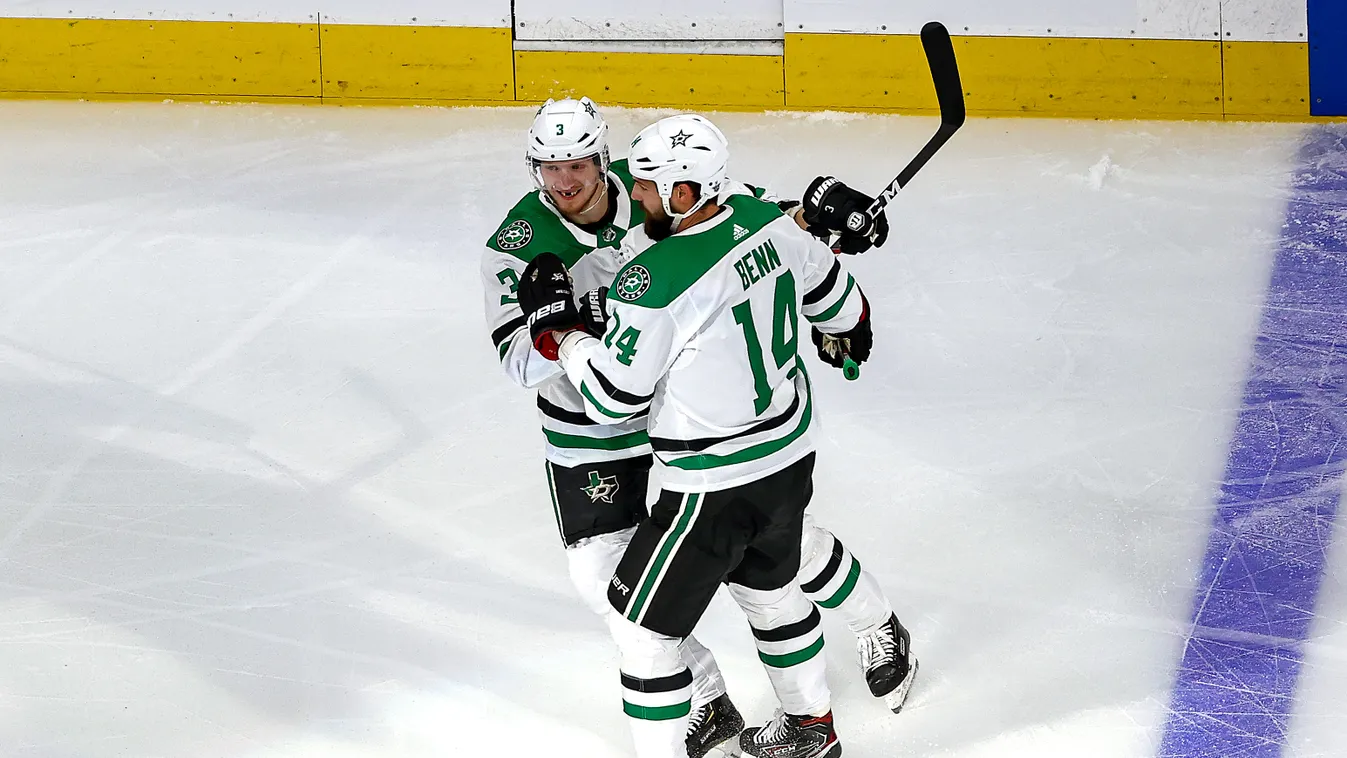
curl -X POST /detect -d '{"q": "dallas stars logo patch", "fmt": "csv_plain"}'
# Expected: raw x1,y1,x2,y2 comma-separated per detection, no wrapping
616,265,652,301
582,471,619,503
496,220,533,251
669,130,693,148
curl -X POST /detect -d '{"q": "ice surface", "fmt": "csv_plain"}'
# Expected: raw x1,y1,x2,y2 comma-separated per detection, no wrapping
0,100,1338,757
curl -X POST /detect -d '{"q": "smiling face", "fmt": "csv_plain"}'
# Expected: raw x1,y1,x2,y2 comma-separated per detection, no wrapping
539,157,605,219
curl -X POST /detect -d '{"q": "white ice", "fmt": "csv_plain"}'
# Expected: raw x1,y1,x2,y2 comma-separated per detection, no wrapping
0,100,1339,757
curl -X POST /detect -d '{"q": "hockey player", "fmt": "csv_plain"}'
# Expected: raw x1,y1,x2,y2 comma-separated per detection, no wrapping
481,98,742,757
517,113,894,758
482,101,914,755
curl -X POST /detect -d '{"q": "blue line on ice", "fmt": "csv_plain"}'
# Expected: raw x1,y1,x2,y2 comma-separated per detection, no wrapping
1159,126,1347,757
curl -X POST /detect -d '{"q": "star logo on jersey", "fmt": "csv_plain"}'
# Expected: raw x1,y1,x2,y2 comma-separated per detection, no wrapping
616,265,652,301
582,471,619,503
496,220,533,251
669,130,693,148
733,224,750,241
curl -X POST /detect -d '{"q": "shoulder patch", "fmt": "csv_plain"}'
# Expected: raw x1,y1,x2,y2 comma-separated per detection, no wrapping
496,220,533,251
615,265,652,301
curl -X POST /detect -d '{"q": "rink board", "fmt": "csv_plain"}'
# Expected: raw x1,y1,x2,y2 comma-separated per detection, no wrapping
514,49,785,109
0,17,1319,118
1308,0,1347,116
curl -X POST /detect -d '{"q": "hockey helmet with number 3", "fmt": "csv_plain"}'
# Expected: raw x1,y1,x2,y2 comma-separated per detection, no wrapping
526,97,610,189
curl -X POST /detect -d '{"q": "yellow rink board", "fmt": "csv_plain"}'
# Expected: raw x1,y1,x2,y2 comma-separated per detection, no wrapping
320,25,512,102
0,17,320,98
515,50,785,109
1222,41,1311,119
788,33,1227,118
0,17,1316,119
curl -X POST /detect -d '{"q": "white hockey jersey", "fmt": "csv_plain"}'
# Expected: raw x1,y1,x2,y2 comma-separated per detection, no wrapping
480,162,649,467
480,166,782,469
558,193,867,492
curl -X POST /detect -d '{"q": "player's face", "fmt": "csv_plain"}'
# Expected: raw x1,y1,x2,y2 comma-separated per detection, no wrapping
632,178,676,241
540,158,604,216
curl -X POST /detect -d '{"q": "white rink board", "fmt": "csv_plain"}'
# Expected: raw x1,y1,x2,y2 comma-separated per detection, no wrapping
1220,0,1307,41
0,0,1305,40
784,0,1219,38
0,0,511,25
785,0,1306,41
513,0,783,40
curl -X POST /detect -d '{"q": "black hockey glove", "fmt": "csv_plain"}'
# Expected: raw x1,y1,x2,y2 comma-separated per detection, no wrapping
802,176,890,255
578,286,610,337
811,294,872,368
519,252,582,360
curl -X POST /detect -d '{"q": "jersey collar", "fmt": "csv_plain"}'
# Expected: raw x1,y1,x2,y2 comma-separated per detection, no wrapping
671,204,734,237
537,172,633,248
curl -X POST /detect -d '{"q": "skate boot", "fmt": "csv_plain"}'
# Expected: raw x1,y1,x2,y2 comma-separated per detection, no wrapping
738,709,841,758
858,613,918,713
686,693,745,758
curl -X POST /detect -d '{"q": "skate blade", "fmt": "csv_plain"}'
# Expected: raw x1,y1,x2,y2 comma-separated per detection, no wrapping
884,656,920,714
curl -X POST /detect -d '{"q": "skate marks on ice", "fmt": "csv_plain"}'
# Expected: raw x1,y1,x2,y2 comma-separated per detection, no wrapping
1159,126,1347,758
0,102,1330,757
0,103,623,757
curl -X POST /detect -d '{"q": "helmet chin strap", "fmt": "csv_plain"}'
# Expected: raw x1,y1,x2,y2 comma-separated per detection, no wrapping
662,191,712,233
576,178,609,217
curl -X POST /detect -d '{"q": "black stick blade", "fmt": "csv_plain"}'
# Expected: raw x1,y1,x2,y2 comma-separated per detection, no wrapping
920,21,966,128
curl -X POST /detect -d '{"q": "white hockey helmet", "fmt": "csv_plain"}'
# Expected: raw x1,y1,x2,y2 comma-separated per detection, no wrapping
526,97,610,189
627,114,729,226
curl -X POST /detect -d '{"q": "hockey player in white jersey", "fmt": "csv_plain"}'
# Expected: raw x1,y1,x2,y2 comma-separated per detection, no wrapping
484,101,914,756
481,98,744,757
516,113,904,758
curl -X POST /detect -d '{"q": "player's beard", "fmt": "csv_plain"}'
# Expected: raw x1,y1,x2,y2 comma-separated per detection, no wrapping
644,210,675,241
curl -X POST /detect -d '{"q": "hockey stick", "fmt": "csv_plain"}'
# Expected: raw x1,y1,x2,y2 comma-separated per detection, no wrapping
840,23,964,382
864,21,966,221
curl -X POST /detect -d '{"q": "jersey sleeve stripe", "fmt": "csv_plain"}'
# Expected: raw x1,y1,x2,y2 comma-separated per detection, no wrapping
589,361,656,406
491,315,529,347
805,274,856,324
539,395,648,426
802,260,842,306
581,381,641,419
537,396,597,426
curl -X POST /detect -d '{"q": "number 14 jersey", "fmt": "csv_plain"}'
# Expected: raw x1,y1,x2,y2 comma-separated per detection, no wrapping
560,194,867,492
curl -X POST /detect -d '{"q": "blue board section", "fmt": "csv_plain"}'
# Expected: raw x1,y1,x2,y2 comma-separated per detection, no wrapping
1309,0,1347,116
1158,126,1347,756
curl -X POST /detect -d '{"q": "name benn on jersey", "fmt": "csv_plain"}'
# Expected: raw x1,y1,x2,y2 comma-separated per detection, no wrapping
733,239,782,291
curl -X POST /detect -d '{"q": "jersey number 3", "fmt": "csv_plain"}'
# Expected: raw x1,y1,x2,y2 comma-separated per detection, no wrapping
496,269,520,305
732,272,798,416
